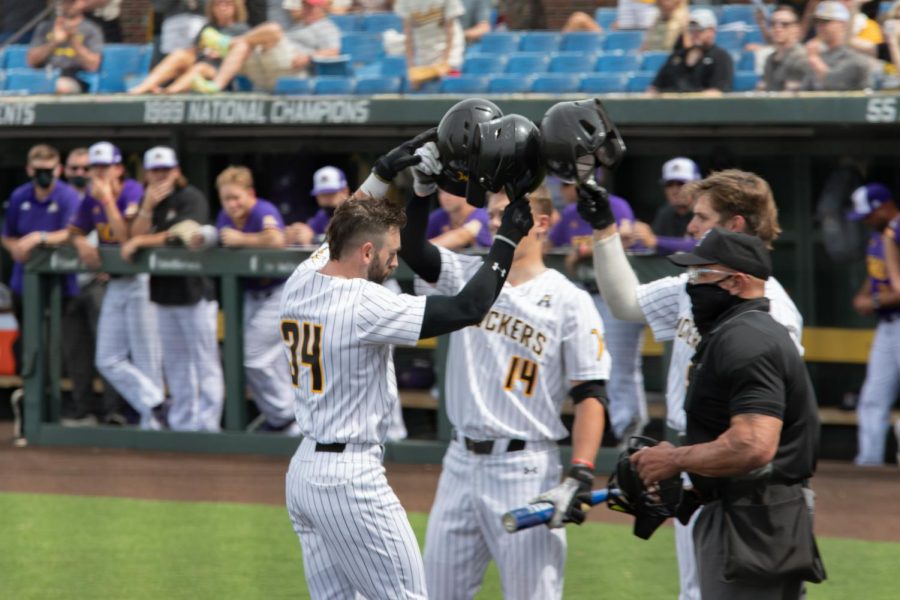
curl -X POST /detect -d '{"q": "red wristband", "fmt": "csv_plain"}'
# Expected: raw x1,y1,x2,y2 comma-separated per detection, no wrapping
571,458,594,471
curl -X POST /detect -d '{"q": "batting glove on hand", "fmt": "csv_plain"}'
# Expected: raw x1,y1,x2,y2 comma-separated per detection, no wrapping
373,127,438,183
412,141,441,197
576,180,616,231
495,195,534,246
531,465,594,528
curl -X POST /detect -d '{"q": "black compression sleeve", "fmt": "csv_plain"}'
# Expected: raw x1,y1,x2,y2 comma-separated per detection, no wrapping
419,237,516,339
399,190,442,283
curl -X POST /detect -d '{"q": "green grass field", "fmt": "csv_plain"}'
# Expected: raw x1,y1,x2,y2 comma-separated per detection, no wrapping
1,492,896,599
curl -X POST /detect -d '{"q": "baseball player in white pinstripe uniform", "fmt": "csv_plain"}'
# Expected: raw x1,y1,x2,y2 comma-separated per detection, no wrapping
279,131,535,600
406,160,612,600
579,170,804,600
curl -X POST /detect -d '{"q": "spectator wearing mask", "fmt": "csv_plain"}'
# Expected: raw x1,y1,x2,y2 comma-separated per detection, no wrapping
632,157,701,256
802,1,871,90
649,8,733,95
760,5,809,91
27,0,103,94
284,166,350,245
395,0,465,88
129,0,250,94
192,0,341,92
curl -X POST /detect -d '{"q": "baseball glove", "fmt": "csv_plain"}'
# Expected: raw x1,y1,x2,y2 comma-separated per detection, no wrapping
607,435,683,540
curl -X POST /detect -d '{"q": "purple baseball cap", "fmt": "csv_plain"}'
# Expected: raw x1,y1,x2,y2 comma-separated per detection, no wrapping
88,141,122,166
311,166,348,196
847,183,894,221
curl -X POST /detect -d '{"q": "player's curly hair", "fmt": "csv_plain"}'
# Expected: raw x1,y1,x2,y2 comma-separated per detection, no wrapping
684,169,781,249
327,196,407,260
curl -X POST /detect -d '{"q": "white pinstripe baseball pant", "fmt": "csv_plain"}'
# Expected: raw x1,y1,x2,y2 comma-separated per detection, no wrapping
286,437,427,599
157,299,224,432
424,440,565,600
95,275,164,428
243,285,294,427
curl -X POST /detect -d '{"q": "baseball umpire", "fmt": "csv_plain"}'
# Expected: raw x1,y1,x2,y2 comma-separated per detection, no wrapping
630,227,826,599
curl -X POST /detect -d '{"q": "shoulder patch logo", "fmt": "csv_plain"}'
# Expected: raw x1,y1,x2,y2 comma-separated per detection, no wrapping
537,294,552,308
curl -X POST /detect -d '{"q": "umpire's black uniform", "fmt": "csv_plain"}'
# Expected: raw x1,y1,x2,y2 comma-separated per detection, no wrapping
685,297,826,598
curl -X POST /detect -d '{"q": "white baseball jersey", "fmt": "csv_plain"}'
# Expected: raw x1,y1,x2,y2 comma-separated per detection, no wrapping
636,273,803,434
416,246,611,440
279,244,427,444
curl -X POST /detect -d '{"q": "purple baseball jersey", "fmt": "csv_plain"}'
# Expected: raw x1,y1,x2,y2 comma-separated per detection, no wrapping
425,207,493,248
3,181,80,296
548,194,636,249
70,179,144,244
869,219,900,320
307,207,333,238
216,198,286,292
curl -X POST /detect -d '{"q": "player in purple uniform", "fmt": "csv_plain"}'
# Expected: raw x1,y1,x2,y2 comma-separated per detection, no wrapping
548,186,649,443
285,166,350,246
425,189,493,250
208,166,296,433
2,144,81,443
68,142,165,430
847,183,900,466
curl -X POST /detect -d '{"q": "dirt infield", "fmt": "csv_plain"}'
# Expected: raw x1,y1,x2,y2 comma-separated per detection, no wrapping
2,423,899,543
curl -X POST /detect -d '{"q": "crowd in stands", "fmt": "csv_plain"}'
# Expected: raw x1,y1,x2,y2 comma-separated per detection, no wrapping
2,0,900,94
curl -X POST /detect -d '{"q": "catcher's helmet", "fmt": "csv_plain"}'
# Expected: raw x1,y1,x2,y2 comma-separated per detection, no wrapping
469,114,545,198
540,98,626,183
435,98,503,204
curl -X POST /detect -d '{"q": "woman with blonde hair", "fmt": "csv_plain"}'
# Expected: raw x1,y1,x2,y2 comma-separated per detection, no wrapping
129,0,249,94
641,0,689,52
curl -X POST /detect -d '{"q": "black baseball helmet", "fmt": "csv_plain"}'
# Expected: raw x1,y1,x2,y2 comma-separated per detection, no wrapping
436,98,503,205
469,114,545,199
540,98,626,183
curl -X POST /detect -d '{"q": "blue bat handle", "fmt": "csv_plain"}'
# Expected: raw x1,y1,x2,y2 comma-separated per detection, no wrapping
502,489,612,533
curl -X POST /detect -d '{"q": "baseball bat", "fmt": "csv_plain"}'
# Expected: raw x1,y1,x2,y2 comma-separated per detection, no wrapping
502,488,617,533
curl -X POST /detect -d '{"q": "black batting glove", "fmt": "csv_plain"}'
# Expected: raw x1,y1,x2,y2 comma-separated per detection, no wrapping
495,194,534,245
576,180,616,230
531,464,594,528
372,127,438,182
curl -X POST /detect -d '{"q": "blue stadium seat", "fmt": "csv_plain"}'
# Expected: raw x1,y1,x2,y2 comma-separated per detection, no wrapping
880,0,893,16
720,5,758,25
341,33,384,65
743,26,764,46
378,56,407,77
732,71,758,92
463,55,506,75
98,44,152,92
639,51,669,72
231,74,254,92
603,31,644,53
580,73,628,93
273,77,312,95
355,76,401,94
531,73,580,93
561,32,605,53
487,75,532,93
330,14,359,33
439,75,489,94
478,32,519,55
736,51,755,72
402,78,442,94
595,53,640,73
505,53,549,74
626,72,655,93
313,76,355,94
3,45,31,69
594,7,617,30
715,30,744,52
549,52,593,73
518,32,561,53
362,12,403,33
3,68,57,93
313,55,353,77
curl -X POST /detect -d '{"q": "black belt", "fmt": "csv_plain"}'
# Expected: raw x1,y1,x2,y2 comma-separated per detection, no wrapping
315,442,346,453
880,313,900,323
461,436,526,455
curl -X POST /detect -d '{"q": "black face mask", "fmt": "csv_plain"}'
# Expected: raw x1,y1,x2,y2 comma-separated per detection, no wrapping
68,175,88,189
32,169,55,189
687,282,744,336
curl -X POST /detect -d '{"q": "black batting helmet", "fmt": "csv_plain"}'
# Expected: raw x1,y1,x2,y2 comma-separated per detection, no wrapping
436,98,503,205
540,98,626,182
469,114,545,199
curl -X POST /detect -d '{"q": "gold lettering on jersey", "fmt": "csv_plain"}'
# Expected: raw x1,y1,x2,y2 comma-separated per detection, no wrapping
675,316,701,349
96,222,114,243
476,309,548,357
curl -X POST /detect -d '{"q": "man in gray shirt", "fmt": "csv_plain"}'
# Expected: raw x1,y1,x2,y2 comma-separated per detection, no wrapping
461,0,492,44
760,5,808,91
27,0,103,94
193,0,340,92
801,0,870,91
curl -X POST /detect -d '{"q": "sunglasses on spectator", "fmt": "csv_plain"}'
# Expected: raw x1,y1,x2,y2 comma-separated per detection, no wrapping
686,267,735,284
770,19,797,27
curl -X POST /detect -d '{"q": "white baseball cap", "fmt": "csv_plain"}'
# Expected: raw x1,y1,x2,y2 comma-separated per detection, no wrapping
88,141,122,166
311,166,348,196
143,146,178,170
814,1,850,22
661,157,701,183
689,8,718,30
